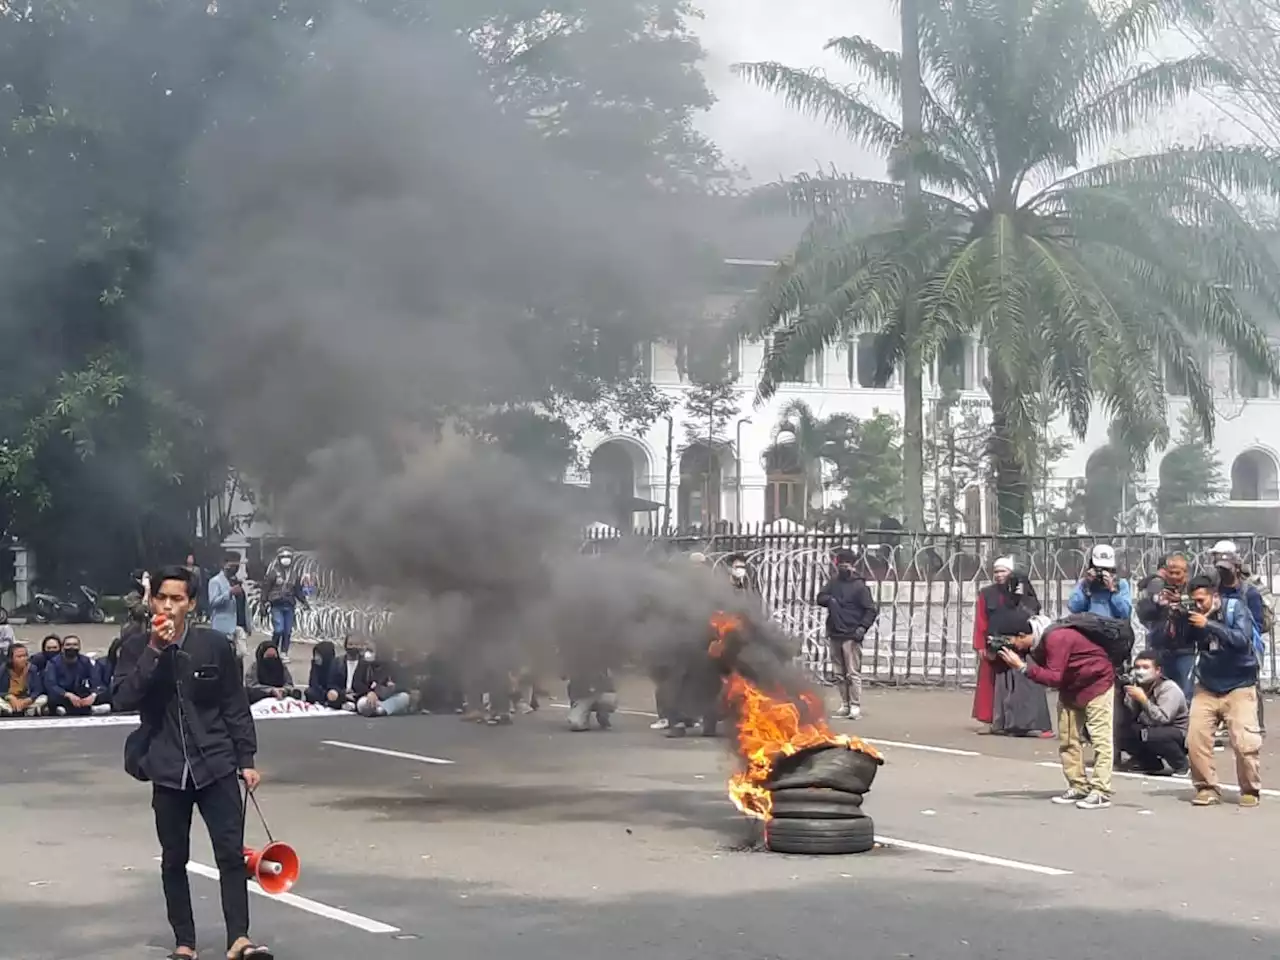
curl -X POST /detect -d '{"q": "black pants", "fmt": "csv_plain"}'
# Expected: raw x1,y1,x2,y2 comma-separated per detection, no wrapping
153,775,250,950
1117,720,1187,772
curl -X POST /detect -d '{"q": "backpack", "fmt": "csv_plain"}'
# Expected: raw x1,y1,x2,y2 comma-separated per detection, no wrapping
1054,613,1136,669
1223,597,1267,666
1246,576,1276,635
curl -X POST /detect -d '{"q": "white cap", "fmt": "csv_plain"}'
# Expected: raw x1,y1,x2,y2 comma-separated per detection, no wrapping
1090,544,1117,570
1029,614,1052,644
1210,540,1238,558
993,556,1014,573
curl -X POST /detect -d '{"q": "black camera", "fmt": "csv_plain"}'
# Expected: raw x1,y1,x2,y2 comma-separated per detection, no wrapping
986,635,1016,655
1116,670,1137,686
1172,594,1194,615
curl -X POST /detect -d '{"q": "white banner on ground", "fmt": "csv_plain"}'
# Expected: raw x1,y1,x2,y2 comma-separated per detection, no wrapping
0,702,350,731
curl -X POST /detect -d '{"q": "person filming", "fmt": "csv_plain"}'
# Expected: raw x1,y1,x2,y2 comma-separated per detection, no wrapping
1068,544,1132,620
112,565,273,959
1116,650,1188,776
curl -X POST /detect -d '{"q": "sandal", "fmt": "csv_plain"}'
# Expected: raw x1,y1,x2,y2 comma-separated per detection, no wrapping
167,952,198,960
229,945,273,959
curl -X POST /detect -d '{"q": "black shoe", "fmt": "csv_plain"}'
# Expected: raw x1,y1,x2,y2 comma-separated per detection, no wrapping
665,722,687,738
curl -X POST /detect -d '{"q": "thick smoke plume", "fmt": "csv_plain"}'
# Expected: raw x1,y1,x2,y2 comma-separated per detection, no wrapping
133,9,804,693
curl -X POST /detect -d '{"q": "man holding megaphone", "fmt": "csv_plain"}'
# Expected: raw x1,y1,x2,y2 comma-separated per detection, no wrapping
112,564,274,960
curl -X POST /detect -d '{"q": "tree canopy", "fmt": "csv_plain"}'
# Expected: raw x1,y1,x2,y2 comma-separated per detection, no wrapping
736,0,1280,534
0,0,724,585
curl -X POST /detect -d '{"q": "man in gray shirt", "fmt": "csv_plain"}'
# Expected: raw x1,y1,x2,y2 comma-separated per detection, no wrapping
1117,649,1189,776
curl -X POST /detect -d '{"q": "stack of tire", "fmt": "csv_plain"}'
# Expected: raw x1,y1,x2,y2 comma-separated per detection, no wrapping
762,745,882,855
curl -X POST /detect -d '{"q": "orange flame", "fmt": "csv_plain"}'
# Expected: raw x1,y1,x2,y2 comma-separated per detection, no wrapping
710,614,882,820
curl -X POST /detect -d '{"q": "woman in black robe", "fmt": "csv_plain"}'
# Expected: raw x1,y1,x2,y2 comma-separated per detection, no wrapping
976,572,1053,737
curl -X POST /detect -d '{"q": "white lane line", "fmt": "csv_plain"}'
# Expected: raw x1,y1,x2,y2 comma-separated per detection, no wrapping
875,836,1072,876
1033,761,1280,797
542,703,980,756
322,740,455,765
164,859,400,934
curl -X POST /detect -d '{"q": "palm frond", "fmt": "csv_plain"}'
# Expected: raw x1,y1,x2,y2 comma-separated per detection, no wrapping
732,61,903,156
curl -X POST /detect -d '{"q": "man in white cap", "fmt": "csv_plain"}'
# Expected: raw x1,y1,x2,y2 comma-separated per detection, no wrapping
1068,544,1132,620
972,556,1051,736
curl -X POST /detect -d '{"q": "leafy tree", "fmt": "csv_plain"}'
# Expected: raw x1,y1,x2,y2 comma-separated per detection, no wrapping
762,399,842,522
824,411,903,530
0,0,723,573
734,0,1280,536
1156,406,1226,531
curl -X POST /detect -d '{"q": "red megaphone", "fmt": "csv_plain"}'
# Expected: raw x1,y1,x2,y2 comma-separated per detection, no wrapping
243,841,300,895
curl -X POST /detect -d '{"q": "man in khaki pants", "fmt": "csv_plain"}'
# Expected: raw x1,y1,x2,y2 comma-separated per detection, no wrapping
1000,615,1118,810
1183,574,1263,807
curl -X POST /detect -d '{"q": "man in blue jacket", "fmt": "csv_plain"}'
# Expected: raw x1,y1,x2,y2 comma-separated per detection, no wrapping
1184,575,1262,807
1068,544,1133,620
43,634,108,716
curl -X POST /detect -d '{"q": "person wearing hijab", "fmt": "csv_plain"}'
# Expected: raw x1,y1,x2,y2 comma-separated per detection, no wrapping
245,641,299,704
304,640,343,707
972,557,1053,737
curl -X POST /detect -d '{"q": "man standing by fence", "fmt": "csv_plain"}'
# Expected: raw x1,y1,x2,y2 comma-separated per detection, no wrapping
817,548,879,721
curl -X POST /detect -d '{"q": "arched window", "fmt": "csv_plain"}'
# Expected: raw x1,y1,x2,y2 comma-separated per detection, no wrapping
1230,449,1280,501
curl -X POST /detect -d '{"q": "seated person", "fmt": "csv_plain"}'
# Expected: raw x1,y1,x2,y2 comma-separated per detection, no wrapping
566,667,618,732
305,640,344,707
42,635,109,716
1,642,48,717
246,640,302,703
354,645,412,717
1117,649,1189,775
91,653,114,711
30,634,61,673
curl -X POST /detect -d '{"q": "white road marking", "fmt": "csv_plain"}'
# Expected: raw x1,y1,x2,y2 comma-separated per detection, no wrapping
166,859,400,934
875,836,1072,876
0,712,352,731
1033,761,1280,797
543,703,981,755
322,740,455,765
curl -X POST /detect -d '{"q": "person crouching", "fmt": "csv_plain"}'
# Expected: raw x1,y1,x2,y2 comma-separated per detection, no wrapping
355,645,412,717
566,668,618,731
1117,650,1189,776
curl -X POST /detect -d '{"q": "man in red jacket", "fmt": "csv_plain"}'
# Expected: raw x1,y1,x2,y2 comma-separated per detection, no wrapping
999,616,1117,810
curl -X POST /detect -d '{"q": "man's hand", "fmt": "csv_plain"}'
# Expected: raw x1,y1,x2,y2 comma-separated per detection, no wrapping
272,688,285,700
326,689,339,703
997,648,1025,669
83,693,97,706
231,583,244,596
150,613,178,648
1101,571,1116,591
1157,589,1176,607
241,769,261,792
1125,685,1147,704
1188,611,1208,628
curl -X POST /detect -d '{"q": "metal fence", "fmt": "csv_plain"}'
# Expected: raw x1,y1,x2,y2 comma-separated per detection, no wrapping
249,529,1280,691
583,527,1280,691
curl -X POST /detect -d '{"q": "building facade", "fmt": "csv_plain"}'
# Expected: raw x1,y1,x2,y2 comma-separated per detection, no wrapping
573,264,1280,534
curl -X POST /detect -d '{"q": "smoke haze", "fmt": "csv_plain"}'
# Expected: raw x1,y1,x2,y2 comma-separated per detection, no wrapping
117,7,802,689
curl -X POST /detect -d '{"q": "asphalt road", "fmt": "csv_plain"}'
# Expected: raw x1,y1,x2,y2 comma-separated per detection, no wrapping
2,688,1278,960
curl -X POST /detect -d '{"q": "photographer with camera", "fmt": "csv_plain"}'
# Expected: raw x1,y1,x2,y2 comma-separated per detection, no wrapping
1135,554,1195,701
972,558,1052,737
998,614,1117,809
1116,650,1188,776
1183,574,1263,807
1068,544,1132,621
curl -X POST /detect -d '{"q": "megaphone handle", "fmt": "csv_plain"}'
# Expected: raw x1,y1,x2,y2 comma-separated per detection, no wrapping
242,780,275,845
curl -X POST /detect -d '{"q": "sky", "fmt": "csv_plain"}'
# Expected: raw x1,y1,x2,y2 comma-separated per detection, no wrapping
691,0,1233,184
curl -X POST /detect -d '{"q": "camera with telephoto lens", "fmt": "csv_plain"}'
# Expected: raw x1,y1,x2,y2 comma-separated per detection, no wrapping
1173,593,1194,615
1087,565,1110,585
1116,670,1138,686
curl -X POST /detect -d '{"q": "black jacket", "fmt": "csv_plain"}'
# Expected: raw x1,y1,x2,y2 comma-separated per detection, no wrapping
112,626,257,790
817,575,880,640
1134,575,1194,654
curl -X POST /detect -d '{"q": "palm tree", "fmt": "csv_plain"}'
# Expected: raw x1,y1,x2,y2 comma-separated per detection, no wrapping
734,0,1280,534
763,399,844,521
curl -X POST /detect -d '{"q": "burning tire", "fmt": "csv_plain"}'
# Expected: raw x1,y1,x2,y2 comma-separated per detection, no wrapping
763,816,876,855
768,788,865,820
766,744,882,795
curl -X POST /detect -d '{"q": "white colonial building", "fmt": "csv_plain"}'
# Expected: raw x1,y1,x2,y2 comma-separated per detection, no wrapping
572,253,1280,535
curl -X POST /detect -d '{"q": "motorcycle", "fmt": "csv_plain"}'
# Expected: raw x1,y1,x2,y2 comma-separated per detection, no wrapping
31,585,106,624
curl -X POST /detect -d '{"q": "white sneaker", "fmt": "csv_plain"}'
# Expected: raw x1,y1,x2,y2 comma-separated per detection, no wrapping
847,705,862,720
831,704,851,719
1051,788,1090,805
649,718,670,730
281,653,291,664
1075,791,1112,810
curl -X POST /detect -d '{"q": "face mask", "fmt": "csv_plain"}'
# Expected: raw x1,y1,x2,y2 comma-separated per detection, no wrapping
838,567,853,579
1219,569,1236,586
63,648,79,660
280,557,293,568
731,566,747,581
346,648,360,661
1133,667,1155,684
